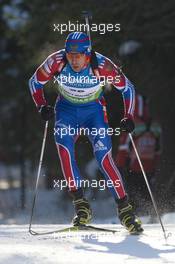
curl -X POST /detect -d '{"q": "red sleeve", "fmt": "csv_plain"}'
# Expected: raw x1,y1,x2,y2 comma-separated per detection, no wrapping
29,50,65,107
97,54,135,119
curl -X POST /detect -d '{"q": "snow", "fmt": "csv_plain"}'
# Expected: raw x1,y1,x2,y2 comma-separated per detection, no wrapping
1,224,175,264
1,187,175,263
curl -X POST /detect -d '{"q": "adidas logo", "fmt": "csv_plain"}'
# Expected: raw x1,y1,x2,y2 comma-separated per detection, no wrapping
94,140,107,152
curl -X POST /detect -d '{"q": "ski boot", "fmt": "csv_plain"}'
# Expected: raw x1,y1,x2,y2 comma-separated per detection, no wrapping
117,196,144,234
69,189,92,226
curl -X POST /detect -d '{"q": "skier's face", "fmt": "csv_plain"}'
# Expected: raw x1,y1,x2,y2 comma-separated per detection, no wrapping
66,52,88,72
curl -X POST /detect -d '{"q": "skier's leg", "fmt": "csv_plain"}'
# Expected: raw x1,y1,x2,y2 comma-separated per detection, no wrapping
92,135,143,232
85,103,126,200
90,132,127,200
54,103,92,225
87,103,143,232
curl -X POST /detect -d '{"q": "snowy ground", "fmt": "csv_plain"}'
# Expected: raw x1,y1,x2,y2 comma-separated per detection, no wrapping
1,186,175,263
1,224,175,264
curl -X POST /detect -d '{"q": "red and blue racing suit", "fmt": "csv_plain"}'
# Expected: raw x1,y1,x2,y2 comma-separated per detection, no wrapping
29,49,135,201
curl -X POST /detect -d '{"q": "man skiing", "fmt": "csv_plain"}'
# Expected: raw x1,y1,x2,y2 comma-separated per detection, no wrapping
29,31,143,233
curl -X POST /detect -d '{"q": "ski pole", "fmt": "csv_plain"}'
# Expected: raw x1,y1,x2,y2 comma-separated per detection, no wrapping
129,133,167,240
29,121,49,235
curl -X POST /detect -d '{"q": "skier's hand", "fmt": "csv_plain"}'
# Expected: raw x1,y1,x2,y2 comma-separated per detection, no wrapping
120,117,135,133
38,105,54,121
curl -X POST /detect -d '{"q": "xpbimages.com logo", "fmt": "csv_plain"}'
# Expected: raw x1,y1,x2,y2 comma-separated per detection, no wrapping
53,179,121,191
54,125,121,139
53,20,121,35
53,73,121,87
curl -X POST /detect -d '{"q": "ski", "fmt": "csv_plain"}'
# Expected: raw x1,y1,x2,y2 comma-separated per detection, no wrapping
79,225,118,233
29,225,119,236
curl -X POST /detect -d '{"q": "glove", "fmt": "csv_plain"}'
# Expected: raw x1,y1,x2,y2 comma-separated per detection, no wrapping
120,117,135,133
38,105,54,121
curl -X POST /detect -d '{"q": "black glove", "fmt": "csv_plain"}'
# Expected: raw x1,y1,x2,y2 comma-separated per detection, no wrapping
38,105,54,121
120,117,135,133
